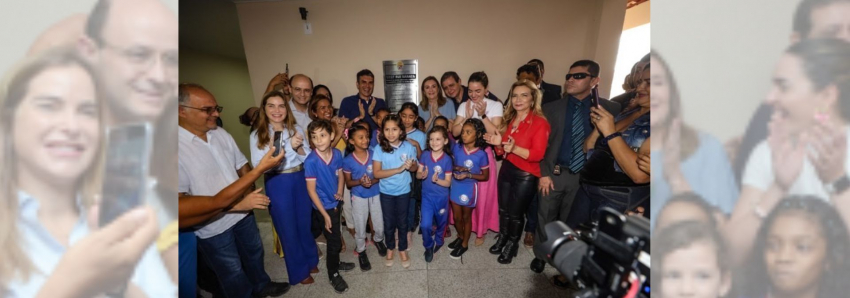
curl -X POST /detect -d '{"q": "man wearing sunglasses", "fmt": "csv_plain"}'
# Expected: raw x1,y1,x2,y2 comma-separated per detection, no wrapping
530,60,621,288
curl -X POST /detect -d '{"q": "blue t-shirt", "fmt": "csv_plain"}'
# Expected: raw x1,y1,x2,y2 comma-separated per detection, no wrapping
406,128,427,153
372,141,418,196
370,129,380,150
343,151,380,198
304,149,343,210
450,143,489,207
419,150,453,200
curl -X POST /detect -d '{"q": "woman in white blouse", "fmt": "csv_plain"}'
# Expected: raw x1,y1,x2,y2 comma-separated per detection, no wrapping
249,90,320,285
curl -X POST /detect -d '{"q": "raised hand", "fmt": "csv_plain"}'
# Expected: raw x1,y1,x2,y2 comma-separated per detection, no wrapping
291,131,304,150
502,136,516,154
233,188,271,211
483,132,502,146
417,164,428,179
258,146,285,171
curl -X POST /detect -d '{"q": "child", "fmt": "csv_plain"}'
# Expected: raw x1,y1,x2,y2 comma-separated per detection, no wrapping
433,115,454,239
304,120,356,293
372,114,419,268
370,107,390,149
399,102,426,244
742,197,850,298
343,121,388,272
654,221,732,298
448,118,490,260
416,126,453,262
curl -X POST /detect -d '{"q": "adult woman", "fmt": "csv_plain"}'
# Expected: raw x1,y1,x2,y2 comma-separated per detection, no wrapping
452,71,502,245
566,63,651,227
1,48,174,297
249,91,318,285
648,51,739,230
314,84,338,116
484,80,550,264
419,76,456,130
729,39,850,265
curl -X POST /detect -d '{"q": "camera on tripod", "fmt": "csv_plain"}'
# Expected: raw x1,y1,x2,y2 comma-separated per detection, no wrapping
534,207,650,298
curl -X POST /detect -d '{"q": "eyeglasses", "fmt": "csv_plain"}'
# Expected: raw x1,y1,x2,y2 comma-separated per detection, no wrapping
181,105,223,114
101,42,178,73
565,73,595,81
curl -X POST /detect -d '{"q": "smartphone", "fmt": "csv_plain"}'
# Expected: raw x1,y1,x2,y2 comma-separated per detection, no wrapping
590,85,600,109
99,123,153,227
273,131,283,157
285,63,289,74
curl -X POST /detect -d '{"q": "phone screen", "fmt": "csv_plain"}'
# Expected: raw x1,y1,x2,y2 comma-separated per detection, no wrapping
99,123,152,227
590,85,600,109
273,131,283,156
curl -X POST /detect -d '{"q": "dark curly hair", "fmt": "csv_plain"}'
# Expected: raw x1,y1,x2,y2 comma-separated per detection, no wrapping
379,114,407,153
461,118,488,149
346,120,371,154
744,196,850,298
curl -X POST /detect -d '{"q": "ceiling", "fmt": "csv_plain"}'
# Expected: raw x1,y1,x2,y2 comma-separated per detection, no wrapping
180,0,247,60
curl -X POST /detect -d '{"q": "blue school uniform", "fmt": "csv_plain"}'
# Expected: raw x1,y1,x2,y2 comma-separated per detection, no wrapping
372,141,418,196
419,150,453,248
342,151,380,198
304,149,343,210
450,143,489,207
406,128,427,152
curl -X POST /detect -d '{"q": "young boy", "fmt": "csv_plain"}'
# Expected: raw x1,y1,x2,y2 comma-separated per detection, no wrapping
305,120,356,293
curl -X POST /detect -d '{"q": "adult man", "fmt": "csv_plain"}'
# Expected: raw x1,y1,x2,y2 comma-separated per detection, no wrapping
529,60,621,288
288,74,315,133
732,0,850,183
339,69,387,131
79,0,177,125
527,59,562,103
441,71,501,112
515,63,560,105
609,54,650,107
178,83,290,298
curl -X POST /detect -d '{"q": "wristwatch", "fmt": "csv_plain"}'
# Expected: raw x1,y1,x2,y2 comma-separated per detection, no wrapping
825,174,850,195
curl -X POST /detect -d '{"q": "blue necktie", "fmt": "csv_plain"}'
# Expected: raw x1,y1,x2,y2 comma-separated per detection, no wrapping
568,102,586,173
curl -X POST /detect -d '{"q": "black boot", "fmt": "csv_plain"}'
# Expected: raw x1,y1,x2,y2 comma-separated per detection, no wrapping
489,213,510,254
498,219,523,264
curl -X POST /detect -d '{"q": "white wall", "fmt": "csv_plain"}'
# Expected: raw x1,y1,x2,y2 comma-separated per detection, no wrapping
652,0,798,141
236,0,627,105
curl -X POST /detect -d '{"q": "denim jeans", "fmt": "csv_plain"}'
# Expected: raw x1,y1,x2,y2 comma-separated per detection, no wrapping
380,192,410,251
565,183,650,229
197,213,271,298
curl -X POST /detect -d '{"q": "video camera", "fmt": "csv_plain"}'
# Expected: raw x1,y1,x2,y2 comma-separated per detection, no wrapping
534,207,650,298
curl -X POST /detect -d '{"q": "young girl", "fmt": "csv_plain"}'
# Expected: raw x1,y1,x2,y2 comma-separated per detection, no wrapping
304,120,356,293
416,126,453,262
249,90,316,285
448,118,490,260
653,221,732,298
742,197,850,298
343,122,388,272
433,115,455,239
370,108,390,149
372,115,419,268
399,102,426,245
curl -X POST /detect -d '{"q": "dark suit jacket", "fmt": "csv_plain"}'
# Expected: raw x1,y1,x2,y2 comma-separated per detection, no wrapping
540,81,562,105
539,95,621,178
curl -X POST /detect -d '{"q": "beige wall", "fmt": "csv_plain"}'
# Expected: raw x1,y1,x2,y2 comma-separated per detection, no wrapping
623,1,650,30
179,48,256,157
236,0,627,104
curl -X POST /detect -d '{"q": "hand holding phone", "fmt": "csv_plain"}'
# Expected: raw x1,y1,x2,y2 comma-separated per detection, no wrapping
273,131,283,157
590,85,600,109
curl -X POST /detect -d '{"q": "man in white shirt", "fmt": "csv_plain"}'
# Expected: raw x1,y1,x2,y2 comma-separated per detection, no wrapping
288,74,314,133
178,83,290,298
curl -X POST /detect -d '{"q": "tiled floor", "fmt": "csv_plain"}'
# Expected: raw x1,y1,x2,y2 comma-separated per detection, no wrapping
238,210,575,298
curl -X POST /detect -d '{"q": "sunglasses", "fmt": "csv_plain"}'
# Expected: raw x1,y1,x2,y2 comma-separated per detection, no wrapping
181,105,224,114
565,73,595,80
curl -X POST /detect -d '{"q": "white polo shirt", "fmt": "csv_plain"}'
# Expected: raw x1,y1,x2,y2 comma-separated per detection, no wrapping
289,100,312,135
178,126,250,239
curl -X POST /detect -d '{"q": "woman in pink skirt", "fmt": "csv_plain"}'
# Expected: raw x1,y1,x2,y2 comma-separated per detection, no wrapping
451,71,501,246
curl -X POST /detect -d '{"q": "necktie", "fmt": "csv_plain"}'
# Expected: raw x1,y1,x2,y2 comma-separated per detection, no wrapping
568,102,586,173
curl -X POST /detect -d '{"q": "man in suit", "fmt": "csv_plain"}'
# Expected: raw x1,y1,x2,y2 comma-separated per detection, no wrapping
510,64,560,108
528,59,562,104
529,60,621,288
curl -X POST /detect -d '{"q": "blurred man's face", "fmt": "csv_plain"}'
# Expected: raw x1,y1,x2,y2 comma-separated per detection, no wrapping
806,2,850,42
357,75,374,98
89,0,178,123
441,77,461,99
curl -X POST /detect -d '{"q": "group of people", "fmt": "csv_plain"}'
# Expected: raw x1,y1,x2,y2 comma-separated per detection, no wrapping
177,52,653,296
652,0,850,298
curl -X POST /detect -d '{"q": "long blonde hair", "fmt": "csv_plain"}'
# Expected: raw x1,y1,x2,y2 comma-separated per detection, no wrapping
0,47,104,287
499,79,545,133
